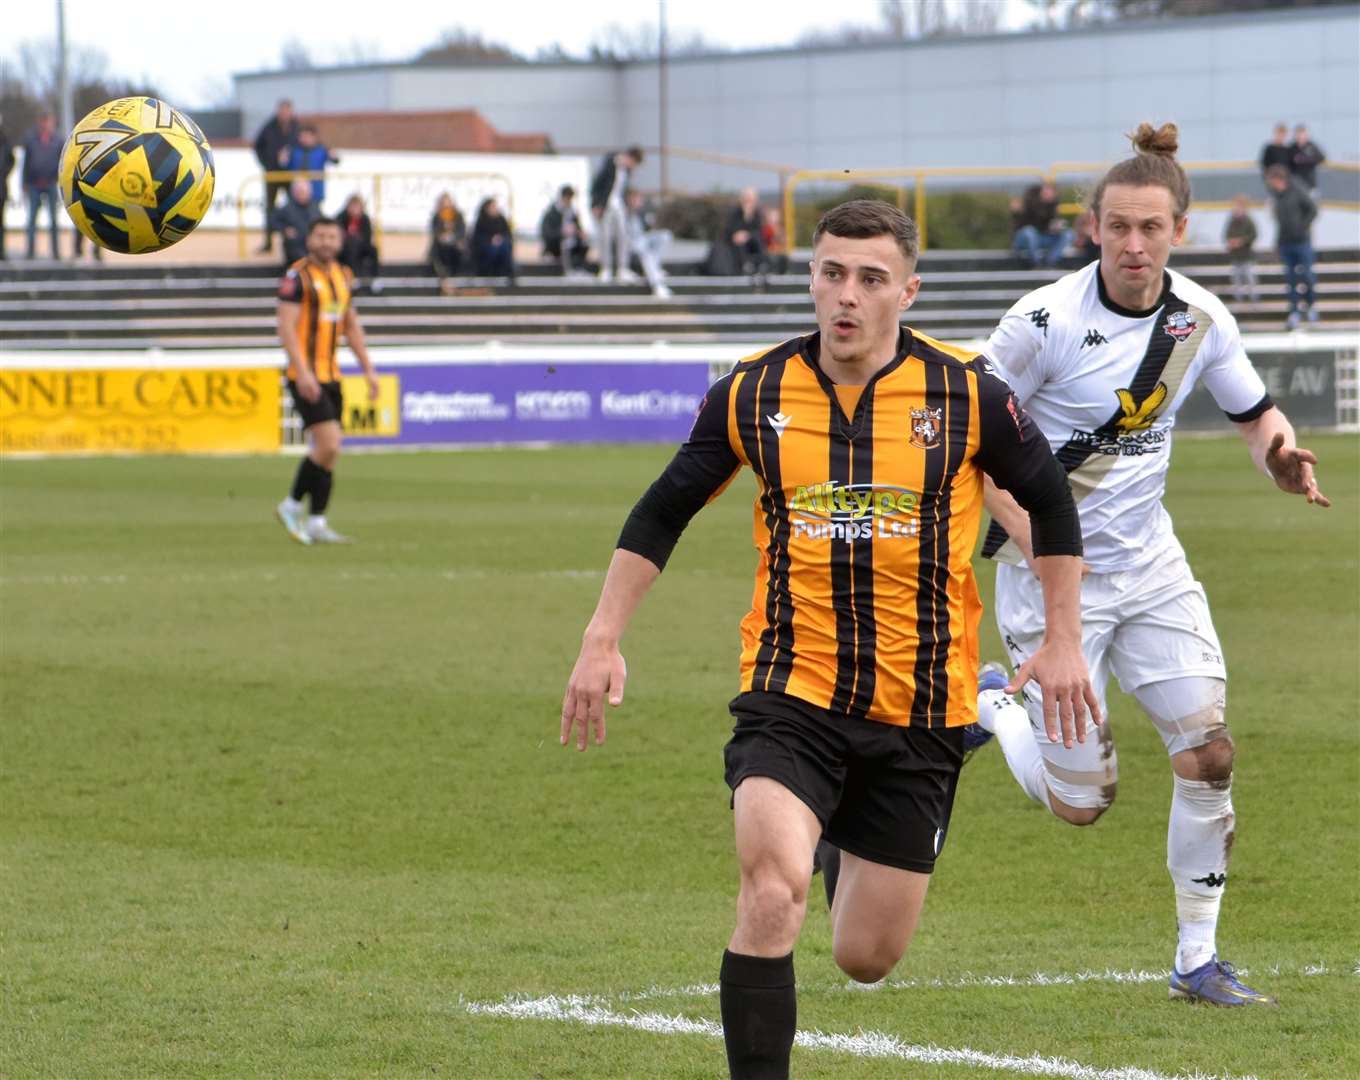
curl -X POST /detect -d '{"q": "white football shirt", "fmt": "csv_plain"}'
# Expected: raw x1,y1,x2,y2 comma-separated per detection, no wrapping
983,261,1271,572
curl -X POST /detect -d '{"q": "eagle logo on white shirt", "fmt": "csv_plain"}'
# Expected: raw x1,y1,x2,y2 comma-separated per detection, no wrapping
1115,381,1169,432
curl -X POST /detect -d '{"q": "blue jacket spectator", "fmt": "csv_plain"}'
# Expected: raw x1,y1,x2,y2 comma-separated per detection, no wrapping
286,125,339,205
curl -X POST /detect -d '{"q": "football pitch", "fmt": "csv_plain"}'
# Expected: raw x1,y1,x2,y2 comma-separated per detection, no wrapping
2,436,1357,1079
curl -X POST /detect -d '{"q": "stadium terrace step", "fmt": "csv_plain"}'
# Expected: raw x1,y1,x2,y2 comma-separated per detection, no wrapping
2,248,1356,349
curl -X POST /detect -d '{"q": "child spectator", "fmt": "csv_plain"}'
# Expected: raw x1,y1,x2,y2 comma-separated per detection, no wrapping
1223,195,1258,305
428,193,466,291
540,184,589,276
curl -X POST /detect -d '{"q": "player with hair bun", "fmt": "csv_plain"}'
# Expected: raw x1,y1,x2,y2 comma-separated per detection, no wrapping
970,122,1329,1008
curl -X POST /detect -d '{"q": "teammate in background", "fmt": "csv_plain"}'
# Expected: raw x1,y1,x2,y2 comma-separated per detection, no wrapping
274,217,378,546
970,123,1329,1008
560,200,1097,1080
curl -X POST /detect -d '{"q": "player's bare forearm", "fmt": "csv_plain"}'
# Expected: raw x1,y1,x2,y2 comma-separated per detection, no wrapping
276,304,308,374
560,549,662,751
344,311,376,377
1012,554,1101,747
982,476,1036,566
1236,406,1330,506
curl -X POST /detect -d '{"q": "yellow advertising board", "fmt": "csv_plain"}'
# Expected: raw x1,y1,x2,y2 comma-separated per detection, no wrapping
0,368,281,455
339,374,401,437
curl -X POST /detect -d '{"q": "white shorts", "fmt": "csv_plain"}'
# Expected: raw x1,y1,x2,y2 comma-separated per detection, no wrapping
994,537,1227,807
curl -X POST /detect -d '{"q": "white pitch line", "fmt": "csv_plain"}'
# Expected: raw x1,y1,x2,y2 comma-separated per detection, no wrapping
0,567,602,588
608,961,1350,1003
464,993,1259,1080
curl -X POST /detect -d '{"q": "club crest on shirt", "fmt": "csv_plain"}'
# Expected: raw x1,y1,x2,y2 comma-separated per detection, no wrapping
1163,310,1197,342
909,406,943,449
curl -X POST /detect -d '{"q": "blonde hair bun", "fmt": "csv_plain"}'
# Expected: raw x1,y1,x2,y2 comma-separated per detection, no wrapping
1131,122,1179,159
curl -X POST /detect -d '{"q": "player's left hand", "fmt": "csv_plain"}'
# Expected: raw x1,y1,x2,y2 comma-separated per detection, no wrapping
1008,641,1101,749
1265,432,1330,507
366,374,380,401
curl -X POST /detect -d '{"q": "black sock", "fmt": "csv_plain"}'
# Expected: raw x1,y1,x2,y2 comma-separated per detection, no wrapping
310,464,334,514
289,456,323,503
815,840,842,911
719,949,795,1080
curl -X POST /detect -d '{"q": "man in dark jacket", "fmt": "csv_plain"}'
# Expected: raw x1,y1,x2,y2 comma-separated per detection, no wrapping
1011,180,1070,268
540,184,589,275
590,146,642,282
1288,124,1325,195
22,113,62,259
254,99,299,254
0,114,15,259
275,179,322,266
1265,165,1318,330
1259,123,1292,176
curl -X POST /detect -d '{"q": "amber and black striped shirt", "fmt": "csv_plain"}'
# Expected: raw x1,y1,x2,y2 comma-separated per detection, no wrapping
277,257,354,383
618,329,1080,729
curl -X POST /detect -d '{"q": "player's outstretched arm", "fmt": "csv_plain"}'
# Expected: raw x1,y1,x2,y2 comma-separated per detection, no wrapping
1236,407,1330,507
561,549,661,752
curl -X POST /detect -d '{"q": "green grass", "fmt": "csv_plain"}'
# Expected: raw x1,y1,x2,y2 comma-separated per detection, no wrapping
1,437,1357,1079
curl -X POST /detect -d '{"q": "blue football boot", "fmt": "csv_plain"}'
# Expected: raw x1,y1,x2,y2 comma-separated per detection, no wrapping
1169,957,1277,1007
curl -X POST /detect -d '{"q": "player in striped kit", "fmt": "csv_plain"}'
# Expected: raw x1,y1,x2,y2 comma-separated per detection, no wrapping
972,123,1329,1007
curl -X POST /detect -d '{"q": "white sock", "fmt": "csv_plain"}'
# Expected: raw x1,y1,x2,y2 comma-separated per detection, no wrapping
307,514,327,531
1168,773,1233,972
979,690,1051,807
281,496,303,513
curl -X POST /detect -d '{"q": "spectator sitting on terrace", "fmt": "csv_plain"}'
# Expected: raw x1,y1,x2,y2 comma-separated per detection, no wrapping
1071,212,1099,262
472,196,515,284
540,184,589,276
338,193,381,293
625,189,673,298
275,179,321,266
429,193,466,291
762,205,789,275
1011,180,1070,268
704,187,769,282
286,125,339,206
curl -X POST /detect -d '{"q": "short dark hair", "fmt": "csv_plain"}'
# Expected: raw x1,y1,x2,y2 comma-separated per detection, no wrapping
812,199,919,264
308,216,340,234
299,124,318,135
559,184,575,198
1265,164,1290,183
625,145,645,164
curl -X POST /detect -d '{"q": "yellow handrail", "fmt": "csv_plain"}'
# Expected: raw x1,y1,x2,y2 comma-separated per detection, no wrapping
235,170,516,259
784,160,1360,253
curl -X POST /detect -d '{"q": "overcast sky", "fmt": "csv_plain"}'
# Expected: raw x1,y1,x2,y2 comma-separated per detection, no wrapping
5,0,1030,107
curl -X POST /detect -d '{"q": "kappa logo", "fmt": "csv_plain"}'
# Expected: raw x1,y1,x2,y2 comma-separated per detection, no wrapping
1026,307,1050,335
767,411,792,438
909,406,943,449
1163,310,1198,342
1114,381,1169,433
1081,329,1108,349
1192,872,1227,888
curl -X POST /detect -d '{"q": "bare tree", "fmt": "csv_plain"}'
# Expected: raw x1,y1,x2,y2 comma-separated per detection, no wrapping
587,21,724,61
412,28,525,66
335,39,385,66
279,38,314,71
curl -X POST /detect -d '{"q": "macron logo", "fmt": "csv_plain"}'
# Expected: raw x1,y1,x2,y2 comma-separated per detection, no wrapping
767,412,792,438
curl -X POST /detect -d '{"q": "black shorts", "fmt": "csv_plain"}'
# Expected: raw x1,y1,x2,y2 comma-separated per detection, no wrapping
723,691,963,873
287,380,343,429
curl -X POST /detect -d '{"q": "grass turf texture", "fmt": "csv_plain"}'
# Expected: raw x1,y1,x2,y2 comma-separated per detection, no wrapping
2,436,1356,1079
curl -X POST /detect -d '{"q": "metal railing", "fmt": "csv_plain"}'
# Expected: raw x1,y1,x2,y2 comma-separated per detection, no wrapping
783,160,1360,253
235,170,514,259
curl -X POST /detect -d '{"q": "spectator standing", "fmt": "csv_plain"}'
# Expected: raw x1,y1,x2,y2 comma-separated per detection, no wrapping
590,146,643,283
1223,194,1259,305
1265,165,1318,329
274,179,321,266
337,193,380,292
472,196,515,283
1259,122,1292,177
1288,124,1325,196
287,125,339,207
625,190,673,298
253,99,299,254
1012,180,1070,268
540,184,589,276
429,192,466,290
0,114,14,260
21,113,62,260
